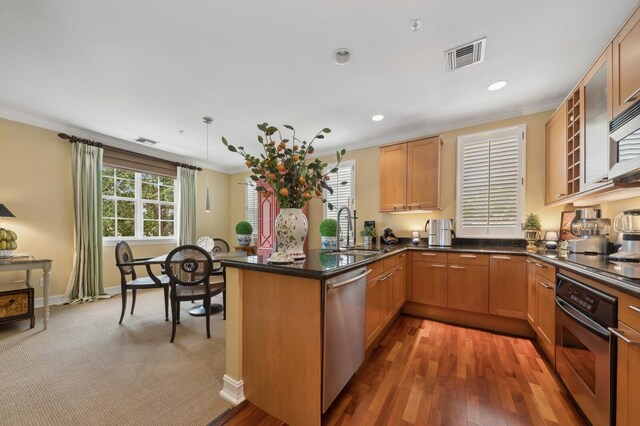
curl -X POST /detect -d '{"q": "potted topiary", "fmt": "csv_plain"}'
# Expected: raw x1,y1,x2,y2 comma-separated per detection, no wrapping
319,219,338,250
235,221,253,247
361,225,377,249
523,213,542,252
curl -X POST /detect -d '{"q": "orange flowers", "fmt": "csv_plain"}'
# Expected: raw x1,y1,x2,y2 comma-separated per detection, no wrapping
279,188,289,197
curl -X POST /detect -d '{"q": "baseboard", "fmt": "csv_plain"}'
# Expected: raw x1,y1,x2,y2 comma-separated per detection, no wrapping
34,285,121,308
219,374,245,405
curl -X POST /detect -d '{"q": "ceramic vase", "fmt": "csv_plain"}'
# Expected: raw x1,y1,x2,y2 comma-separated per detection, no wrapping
237,235,252,247
363,236,373,249
275,208,308,259
321,236,338,250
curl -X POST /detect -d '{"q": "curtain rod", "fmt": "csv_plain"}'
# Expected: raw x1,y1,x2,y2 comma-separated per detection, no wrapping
58,133,103,148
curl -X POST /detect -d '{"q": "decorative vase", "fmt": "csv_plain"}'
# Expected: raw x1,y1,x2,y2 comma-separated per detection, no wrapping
275,208,308,259
363,236,373,249
321,236,337,250
524,230,540,253
237,235,252,247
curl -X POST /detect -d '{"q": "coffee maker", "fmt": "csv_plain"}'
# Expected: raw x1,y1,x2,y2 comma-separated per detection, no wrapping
425,219,455,247
610,209,640,261
568,207,611,254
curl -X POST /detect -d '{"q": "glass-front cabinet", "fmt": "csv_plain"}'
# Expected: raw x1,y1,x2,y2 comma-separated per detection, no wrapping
581,46,613,191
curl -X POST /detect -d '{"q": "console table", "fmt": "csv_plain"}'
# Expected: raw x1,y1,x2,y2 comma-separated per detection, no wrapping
0,257,52,329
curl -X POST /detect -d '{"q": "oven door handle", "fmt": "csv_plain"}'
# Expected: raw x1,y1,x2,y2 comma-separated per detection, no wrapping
556,298,610,341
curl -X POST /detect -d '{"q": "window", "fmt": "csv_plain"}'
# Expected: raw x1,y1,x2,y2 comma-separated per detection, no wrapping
324,160,355,240
245,178,259,239
456,125,526,238
102,167,176,239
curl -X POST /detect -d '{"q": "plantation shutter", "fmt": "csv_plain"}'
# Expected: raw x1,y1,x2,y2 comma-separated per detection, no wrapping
324,161,355,241
457,125,525,238
245,178,259,237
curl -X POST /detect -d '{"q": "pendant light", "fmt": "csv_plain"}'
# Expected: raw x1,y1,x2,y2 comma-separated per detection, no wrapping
203,117,213,213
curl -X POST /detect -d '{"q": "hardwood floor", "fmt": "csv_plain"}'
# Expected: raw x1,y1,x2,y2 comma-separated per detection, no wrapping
222,316,586,425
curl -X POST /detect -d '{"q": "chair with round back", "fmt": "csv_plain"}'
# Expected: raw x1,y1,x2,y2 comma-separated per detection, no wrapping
212,238,230,319
115,241,169,324
164,245,223,342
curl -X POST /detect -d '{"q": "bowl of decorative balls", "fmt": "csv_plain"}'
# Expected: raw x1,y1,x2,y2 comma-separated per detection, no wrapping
0,228,18,257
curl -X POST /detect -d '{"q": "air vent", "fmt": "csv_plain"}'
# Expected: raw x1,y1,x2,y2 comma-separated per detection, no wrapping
445,37,486,72
134,137,159,146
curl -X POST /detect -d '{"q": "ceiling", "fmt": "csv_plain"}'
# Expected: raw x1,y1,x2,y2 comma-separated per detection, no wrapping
0,0,638,173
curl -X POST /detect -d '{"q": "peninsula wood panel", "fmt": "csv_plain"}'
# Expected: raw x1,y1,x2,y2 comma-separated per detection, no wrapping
406,137,440,209
545,103,568,204
615,321,640,426
379,144,407,211
447,264,489,314
612,5,640,117
489,255,527,319
410,261,447,307
242,270,322,426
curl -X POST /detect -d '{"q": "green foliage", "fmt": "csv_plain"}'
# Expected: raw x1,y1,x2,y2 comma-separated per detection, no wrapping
222,123,345,209
523,213,542,230
319,219,337,237
360,225,377,237
235,221,253,235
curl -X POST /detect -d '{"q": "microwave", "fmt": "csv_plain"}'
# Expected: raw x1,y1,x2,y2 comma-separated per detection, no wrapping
610,99,640,182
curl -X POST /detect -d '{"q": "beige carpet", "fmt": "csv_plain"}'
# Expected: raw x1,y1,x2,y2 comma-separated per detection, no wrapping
0,289,232,426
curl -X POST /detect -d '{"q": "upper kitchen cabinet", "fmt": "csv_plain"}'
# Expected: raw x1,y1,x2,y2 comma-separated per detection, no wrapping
545,103,568,204
580,46,613,190
613,6,640,118
379,136,441,212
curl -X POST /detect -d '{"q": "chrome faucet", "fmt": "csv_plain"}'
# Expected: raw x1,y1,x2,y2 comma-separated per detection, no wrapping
336,206,353,251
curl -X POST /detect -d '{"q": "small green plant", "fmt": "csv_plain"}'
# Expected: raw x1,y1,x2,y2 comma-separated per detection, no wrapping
235,221,253,235
360,225,377,237
319,219,337,237
523,213,541,230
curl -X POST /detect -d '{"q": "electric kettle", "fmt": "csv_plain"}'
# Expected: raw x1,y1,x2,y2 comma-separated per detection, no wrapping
425,219,455,247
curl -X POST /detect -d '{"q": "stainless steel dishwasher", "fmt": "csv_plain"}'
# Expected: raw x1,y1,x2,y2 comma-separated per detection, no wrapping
322,266,372,412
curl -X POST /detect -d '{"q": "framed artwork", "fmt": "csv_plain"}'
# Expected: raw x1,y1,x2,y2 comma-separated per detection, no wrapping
560,211,576,240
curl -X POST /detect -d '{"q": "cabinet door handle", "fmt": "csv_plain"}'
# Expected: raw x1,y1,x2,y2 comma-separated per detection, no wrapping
399,254,406,258
608,327,640,345
396,266,404,271
421,253,437,256
540,282,552,289
459,254,477,258
535,263,547,269
629,305,640,314
492,255,511,260
554,193,566,199
449,265,466,270
526,259,533,264
624,87,640,104
379,275,389,282
430,264,446,268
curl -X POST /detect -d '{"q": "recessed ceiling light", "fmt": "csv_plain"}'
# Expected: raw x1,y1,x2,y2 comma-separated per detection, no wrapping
372,114,384,122
410,19,422,31
488,80,507,91
333,48,352,65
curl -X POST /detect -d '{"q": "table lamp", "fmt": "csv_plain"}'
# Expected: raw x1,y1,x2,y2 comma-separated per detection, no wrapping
0,204,15,223
543,231,559,249
411,230,421,245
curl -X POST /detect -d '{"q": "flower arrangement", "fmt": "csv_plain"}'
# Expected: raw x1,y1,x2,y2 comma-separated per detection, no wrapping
222,123,345,209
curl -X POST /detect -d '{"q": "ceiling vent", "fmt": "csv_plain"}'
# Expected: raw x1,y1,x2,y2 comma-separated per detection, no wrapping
445,37,486,72
134,137,159,146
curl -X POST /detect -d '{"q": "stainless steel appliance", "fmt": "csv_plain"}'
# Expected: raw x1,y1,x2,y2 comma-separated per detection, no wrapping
568,207,611,254
610,209,640,261
609,99,640,181
555,273,617,426
322,267,371,412
425,219,455,247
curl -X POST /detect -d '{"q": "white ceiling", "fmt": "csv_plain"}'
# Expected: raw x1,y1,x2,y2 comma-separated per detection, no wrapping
0,0,638,173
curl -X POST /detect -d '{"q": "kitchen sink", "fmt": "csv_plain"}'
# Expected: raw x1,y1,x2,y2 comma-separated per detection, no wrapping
326,249,383,257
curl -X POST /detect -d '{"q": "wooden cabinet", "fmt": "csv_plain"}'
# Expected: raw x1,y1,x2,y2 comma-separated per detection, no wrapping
581,46,612,190
614,321,640,426
489,255,527,319
365,272,383,349
410,260,447,307
526,259,538,327
566,89,581,196
545,103,568,204
382,269,395,324
613,6,640,118
379,137,441,212
392,261,406,311
447,262,489,314
536,276,556,362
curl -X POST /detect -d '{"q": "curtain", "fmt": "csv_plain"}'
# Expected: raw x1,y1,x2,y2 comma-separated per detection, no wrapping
178,166,196,246
64,143,109,304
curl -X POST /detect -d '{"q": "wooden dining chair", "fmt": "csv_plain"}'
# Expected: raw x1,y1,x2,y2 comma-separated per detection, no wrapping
212,238,229,320
115,241,170,324
164,245,225,342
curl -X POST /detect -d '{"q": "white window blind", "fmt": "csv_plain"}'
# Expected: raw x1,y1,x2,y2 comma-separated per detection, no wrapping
324,160,355,241
456,125,526,238
245,178,258,238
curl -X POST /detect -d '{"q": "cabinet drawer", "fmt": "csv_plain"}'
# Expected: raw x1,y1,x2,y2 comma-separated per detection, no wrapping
367,260,384,279
383,255,397,272
395,251,408,266
414,251,447,263
448,252,489,266
531,259,556,282
618,292,640,332
0,289,32,319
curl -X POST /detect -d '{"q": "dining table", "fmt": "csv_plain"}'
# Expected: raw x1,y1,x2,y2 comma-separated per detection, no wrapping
142,250,248,317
